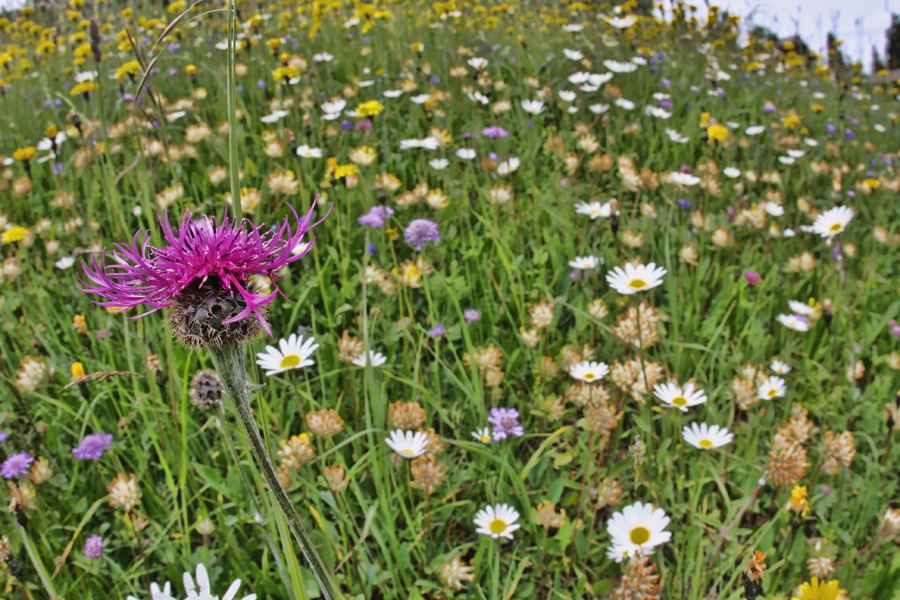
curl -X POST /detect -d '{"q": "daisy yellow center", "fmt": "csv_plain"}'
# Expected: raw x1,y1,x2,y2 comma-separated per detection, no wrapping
280,354,301,368
481,435,490,442
583,373,595,380
767,389,777,397
402,448,413,455
671,396,688,407
829,223,842,232
699,439,714,448
629,526,651,545
628,278,647,289
489,519,507,534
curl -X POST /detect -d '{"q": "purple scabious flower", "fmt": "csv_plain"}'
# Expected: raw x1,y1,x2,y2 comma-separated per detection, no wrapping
844,129,855,140
482,125,509,138
78,201,325,341
73,431,113,460
826,123,837,133
2,452,34,478
0,432,7,442
358,205,394,228
428,323,446,338
84,535,104,559
463,309,481,323
404,219,440,251
488,408,524,440
677,199,690,210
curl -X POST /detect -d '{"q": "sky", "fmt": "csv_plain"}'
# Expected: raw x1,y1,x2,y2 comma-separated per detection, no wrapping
0,0,895,70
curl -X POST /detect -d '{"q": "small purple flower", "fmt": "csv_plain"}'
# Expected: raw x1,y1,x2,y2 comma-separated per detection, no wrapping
867,170,875,178
677,199,690,210
826,123,837,133
846,190,856,198
341,120,353,131
404,219,440,251
428,324,446,338
560,177,569,188
526,119,533,129
78,200,324,338
84,535,104,559
660,77,671,89
660,99,673,109
257,79,266,89
367,242,376,255
776,89,782,96
95,328,110,340
820,484,832,496
488,152,498,161
0,432,7,442
168,68,178,76
742,73,750,82
849,117,859,126
355,120,372,132
430,75,440,84
54,98,62,107
72,431,113,460
53,162,64,176
482,125,509,138
832,246,842,261
463,309,481,323
744,270,760,285
649,65,659,73
463,132,473,138
236,85,243,93
689,85,699,93
488,408,524,440
844,129,855,140
364,36,371,44
763,103,777,113
569,270,584,282
123,93,134,101
727,206,737,222
2,452,34,478
884,156,893,167
358,205,394,228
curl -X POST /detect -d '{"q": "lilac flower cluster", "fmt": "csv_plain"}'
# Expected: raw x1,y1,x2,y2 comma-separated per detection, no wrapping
358,205,394,228
1,452,34,479
72,431,113,460
404,219,440,251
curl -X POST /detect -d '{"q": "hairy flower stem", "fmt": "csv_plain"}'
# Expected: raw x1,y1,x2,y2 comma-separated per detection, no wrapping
209,343,339,600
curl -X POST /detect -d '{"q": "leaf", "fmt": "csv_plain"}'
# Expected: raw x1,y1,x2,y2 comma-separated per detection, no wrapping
193,462,228,496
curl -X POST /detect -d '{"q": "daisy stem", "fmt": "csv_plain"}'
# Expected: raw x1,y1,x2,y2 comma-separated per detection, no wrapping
209,342,339,600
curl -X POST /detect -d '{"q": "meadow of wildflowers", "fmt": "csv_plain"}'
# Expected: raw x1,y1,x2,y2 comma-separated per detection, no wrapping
0,0,899,599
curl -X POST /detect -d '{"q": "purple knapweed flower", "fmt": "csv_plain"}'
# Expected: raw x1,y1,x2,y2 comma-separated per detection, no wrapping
2,452,34,478
84,535,104,559
428,324,446,338
844,129,855,140
358,205,394,228
404,219,440,251
677,199,690,210
482,125,509,138
826,123,837,133
488,408,524,441
72,431,113,460
355,120,372,132
257,79,266,89
660,77,671,89
341,120,353,131
463,309,481,323
744,270,760,285
0,432,7,442
78,201,325,340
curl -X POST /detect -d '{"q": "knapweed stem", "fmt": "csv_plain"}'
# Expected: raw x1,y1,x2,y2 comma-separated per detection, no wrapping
209,343,339,600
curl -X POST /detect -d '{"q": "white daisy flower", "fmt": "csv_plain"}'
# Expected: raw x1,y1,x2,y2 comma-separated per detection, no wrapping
803,138,819,146
757,376,786,400
183,564,256,600
468,91,490,105
473,503,520,539
255,334,318,376
384,429,429,458
745,125,766,135
568,72,592,84
589,103,610,114
496,157,520,175
787,149,806,158
665,128,690,143
788,300,818,316
665,172,701,186
260,110,289,123
606,15,636,28
589,73,614,86
55,256,76,270
312,52,334,62
763,202,784,216
603,59,637,72
321,99,346,114
411,94,431,104
682,422,734,450
777,314,810,332
562,23,585,32
383,89,404,98
291,240,312,255
723,167,741,178
563,49,584,61
128,582,176,600
429,158,450,170
653,382,707,412
471,427,492,443
521,99,545,114
615,98,635,110
558,90,577,103
569,360,610,383
351,351,387,367
456,148,476,160
467,57,488,70
770,360,791,374
606,502,671,560
778,156,796,165
569,255,600,270
810,205,854,239
644,106,671,119
575,200,612,219
606,262,667,295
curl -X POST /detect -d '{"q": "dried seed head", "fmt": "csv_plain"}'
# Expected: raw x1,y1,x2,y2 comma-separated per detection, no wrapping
278,434,315,470
819,430,855,475
388,401,426,430
535,500,566,528
189,370,225,409
168,278,264,349
743,550,767,583
324,464,348,492
807,556,835,580
614,553,660,600
306,409,344,437
585,403,622,436
337,330,365,362
591,478,623,510
409,455,445,494
107,474,141,512
768,433,808,487
440,556,474,590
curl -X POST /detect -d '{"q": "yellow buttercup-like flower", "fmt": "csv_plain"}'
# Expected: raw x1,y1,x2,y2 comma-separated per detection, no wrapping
13,146,36,161
791,577,840,600
707,124,729,143
1,226,29,244
71,362,86,380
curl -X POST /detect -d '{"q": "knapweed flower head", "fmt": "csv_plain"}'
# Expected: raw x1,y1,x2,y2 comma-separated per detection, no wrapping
463,309,481,323
488,407,524,440
2,452,34,478
358,205,394,228
72,431,113,460
84,534,104,559
79,201,326,345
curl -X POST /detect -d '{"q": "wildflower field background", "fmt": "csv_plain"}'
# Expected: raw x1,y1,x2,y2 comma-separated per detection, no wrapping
1,0,900,599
